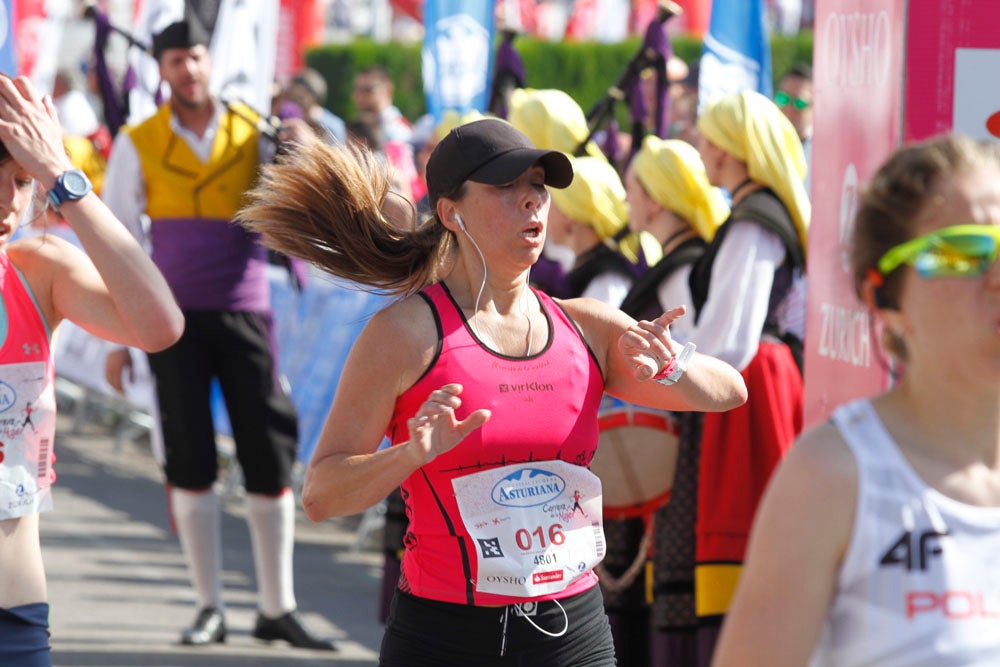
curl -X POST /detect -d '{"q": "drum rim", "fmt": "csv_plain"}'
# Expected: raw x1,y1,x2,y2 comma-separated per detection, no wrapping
594,406,679,519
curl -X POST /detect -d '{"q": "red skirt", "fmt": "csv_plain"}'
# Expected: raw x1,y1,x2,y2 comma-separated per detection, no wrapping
694,341,803,619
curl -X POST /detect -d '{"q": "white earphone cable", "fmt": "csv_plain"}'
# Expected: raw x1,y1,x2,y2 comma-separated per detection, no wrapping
460,219,533,356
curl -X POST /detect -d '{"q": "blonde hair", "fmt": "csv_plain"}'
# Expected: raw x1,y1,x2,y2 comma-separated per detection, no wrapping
238,141,453,296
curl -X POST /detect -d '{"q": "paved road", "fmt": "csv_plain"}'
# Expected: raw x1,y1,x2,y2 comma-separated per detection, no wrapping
41,414,386,667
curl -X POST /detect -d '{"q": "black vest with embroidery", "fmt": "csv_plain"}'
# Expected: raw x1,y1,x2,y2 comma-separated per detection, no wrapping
619,236,706,322
689,188,805,367
566,243,635,298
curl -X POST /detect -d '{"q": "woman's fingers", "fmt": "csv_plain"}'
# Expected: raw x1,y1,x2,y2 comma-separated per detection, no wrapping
406,385,488,464
621,307,687,381
459,408,491,435
413,385,463,420
0,78,70,183
653,304,686,328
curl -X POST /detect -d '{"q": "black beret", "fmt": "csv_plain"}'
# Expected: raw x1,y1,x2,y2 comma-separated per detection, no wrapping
152,20,209,61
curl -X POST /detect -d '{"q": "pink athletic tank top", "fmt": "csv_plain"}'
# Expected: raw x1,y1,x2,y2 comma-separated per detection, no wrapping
0,251,56,519
389,282,605,605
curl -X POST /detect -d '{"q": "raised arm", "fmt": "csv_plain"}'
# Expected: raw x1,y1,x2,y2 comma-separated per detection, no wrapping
0,76,182,351
301,297,489,520
560,296,747,412
711,423,856,667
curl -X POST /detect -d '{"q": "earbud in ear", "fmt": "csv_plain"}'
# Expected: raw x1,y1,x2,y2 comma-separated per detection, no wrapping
456,214,466,231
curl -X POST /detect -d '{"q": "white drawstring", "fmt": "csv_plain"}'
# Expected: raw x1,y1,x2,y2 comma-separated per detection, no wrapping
514,599,569,638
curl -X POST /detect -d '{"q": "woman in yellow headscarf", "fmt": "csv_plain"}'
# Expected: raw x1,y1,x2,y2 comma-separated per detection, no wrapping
547,153,649,667
547,156,634,305
615,136,729,666
508,88,605,159
688,89,810,659
508,88,660,295
620,136,729,340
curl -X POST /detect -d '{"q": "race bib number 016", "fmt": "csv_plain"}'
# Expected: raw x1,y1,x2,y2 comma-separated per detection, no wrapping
452,460,605,597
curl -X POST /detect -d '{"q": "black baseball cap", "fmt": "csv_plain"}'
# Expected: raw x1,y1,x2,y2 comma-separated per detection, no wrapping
152,20,209,61
426,118,574,207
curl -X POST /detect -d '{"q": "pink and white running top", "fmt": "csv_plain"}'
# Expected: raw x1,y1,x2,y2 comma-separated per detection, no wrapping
388,283,605,606
0,251,56,520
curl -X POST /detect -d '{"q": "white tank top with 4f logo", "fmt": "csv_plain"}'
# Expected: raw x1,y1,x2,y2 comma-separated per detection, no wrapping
810,399,1000,666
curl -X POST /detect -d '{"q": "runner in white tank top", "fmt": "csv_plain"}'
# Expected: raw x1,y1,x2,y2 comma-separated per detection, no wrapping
811,399,1000,666
712,135,1000,666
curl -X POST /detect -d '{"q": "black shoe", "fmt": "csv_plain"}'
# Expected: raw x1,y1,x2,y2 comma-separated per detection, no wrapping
252,610,337,651
180,607,226,645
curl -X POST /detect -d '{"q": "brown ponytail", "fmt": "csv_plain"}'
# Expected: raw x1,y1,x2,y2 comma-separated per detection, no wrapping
238,140,453,296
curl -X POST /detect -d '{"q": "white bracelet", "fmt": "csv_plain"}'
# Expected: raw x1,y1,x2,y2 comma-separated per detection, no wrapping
654,342,696,386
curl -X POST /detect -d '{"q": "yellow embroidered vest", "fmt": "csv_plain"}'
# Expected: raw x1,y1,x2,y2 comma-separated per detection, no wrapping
126,102,260,220
126,102,268,311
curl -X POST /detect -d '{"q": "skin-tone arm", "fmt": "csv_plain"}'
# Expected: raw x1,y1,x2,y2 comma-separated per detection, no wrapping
711,422,857,667
560,297,748,412
301,296,490,520
0,76,183,351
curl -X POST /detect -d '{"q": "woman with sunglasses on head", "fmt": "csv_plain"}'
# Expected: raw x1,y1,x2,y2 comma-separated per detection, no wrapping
713,133,1000,666
238,117,747,666
0,75,183,665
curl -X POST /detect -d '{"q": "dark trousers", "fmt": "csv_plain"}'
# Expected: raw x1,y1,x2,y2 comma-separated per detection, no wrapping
148,310,297,495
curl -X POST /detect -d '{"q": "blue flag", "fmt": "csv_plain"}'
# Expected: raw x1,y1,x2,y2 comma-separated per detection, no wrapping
422,0,495,122
699,0,773,110
0,0,15,76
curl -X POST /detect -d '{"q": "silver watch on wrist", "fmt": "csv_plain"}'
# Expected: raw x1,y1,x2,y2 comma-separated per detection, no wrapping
654,342,697,386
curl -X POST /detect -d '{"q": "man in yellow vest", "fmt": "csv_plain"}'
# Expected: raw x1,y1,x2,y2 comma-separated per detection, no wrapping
101,20,335,650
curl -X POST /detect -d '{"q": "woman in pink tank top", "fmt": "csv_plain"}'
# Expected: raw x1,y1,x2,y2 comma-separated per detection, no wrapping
239,118,746,665
0,74,183,666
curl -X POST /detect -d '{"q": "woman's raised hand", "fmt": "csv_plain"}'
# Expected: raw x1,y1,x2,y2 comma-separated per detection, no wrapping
618,305,686,381
0,76,73,187
406,384,491,465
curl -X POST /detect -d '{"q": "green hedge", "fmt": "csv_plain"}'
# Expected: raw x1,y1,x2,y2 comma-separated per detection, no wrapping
307,32,813,124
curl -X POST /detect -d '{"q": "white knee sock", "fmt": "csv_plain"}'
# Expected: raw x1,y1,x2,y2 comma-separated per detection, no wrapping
246,490,297,617
171,487,224,612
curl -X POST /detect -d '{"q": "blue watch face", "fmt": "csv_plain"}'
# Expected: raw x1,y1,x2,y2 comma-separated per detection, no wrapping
62,170,90,197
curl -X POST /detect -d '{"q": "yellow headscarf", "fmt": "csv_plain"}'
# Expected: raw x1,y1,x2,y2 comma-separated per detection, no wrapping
631,136,729,242
435,110,483,141
696,90,810,253
508,88,604,159
549,156,629,241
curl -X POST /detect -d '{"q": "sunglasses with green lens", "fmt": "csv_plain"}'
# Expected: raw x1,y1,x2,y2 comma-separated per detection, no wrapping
876,224,1000,278
774,90,811,110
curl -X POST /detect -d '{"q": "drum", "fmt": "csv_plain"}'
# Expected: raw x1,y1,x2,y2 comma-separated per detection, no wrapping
590,396,680,520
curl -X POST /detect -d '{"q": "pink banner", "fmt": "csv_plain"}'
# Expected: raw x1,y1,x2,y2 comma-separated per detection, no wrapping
904,0,1000,142
802,0,907,429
